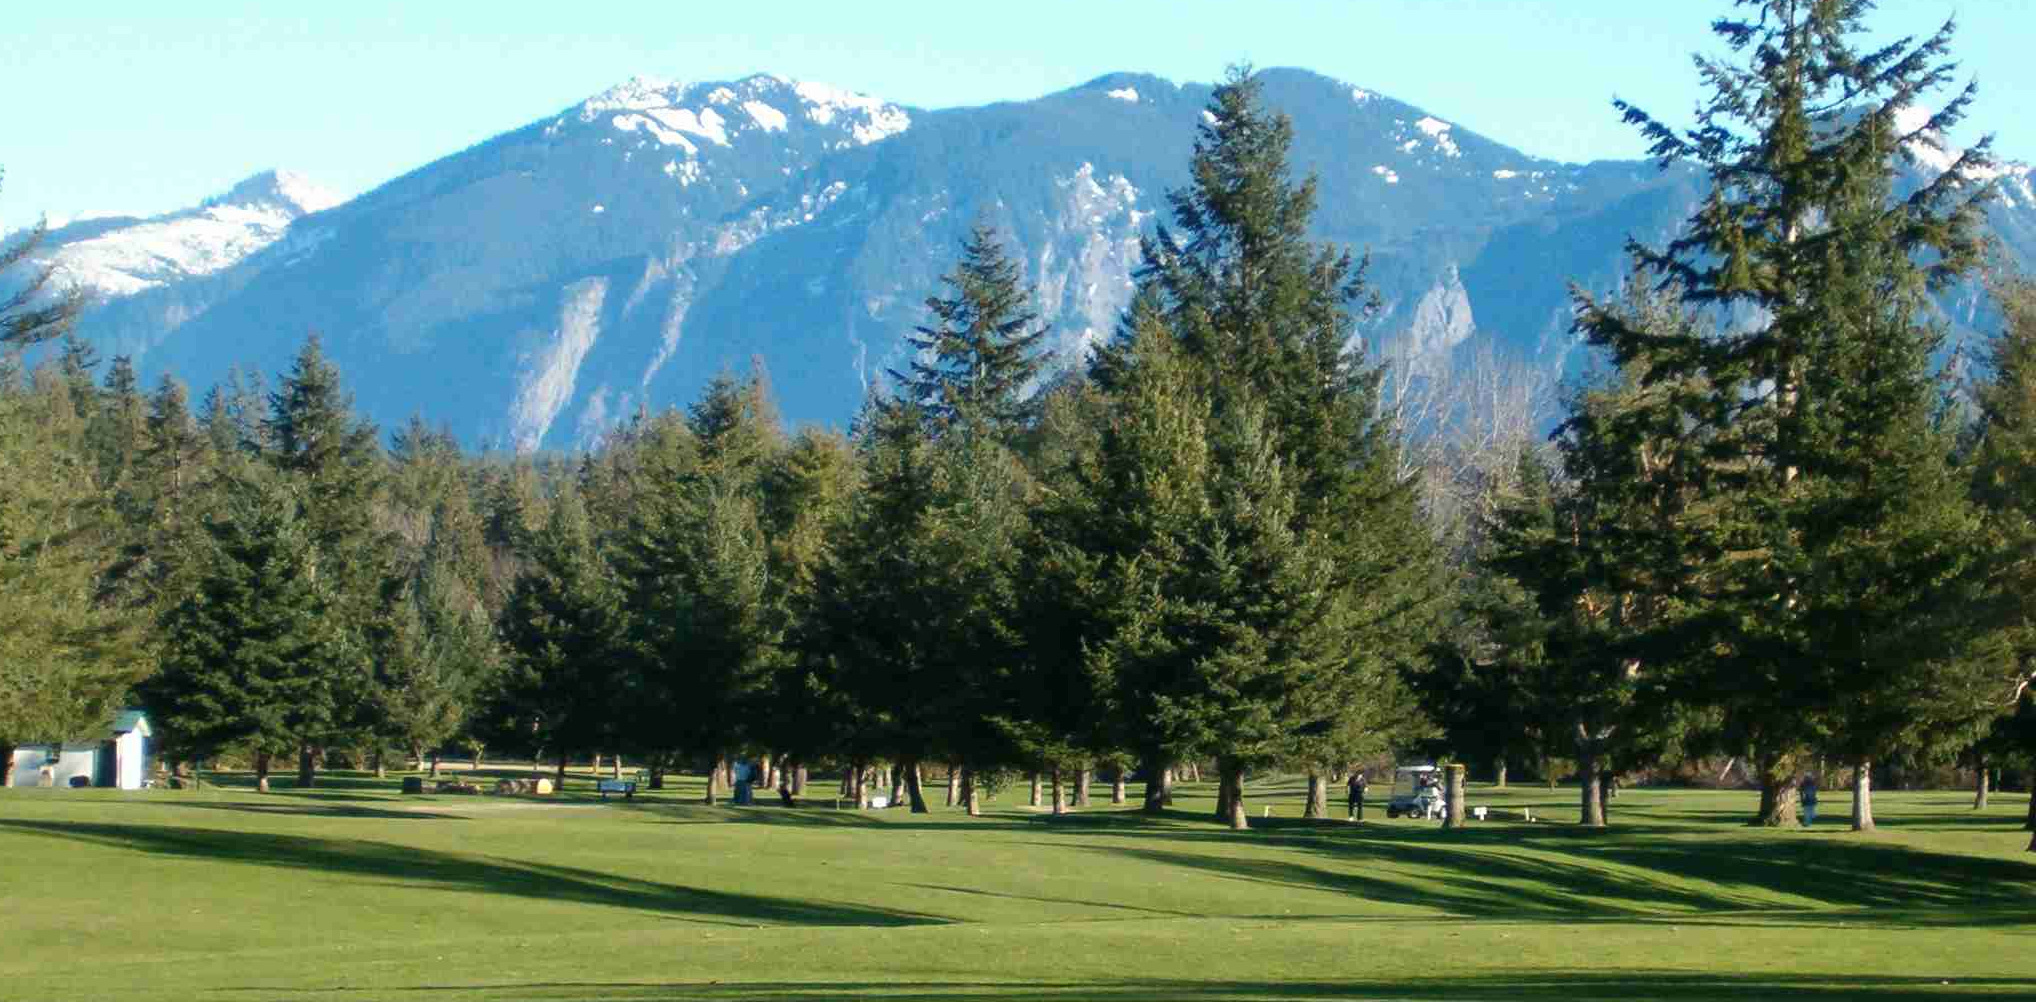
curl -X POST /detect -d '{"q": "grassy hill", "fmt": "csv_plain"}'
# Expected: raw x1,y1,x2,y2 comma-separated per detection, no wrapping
2,772,2031,1000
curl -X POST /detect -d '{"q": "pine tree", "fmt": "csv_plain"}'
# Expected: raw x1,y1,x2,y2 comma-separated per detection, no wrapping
103,374,213,617
498,488,625,780
1966,276,2036,850
90,355,148,488
0,177,86,348
1585,2,2000,826
263,335,391,785
802,393,1034,813
611,373,784,802
1037,315,1215,813
0,358,146,780
1071,66,1437,827
889,223,1048,436
755,428,859,779
144,469,348,792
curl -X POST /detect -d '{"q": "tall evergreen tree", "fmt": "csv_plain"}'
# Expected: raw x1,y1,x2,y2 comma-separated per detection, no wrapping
1584,1,2001,826
612,373,783,802
0,360,145,781
889,223,1048,436
263,335,391,785
804,394,1033,813
1966,276,2036,850
103,374,213,618
144,469,349,791
498,487,625,779
1073,66,1436,827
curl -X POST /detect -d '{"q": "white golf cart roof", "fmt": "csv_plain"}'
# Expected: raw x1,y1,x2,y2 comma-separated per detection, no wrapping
1395,765,1439,774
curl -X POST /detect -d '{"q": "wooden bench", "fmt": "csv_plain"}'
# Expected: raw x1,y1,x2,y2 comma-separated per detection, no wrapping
597,778,637,800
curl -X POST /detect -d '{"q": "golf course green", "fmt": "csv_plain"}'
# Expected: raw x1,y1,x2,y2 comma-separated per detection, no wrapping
2,772,2030,1001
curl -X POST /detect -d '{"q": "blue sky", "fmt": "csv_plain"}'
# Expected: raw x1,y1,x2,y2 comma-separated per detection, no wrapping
5,0,2028,226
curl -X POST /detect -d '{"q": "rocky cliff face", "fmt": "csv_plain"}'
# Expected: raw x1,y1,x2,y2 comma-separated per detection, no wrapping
34,70,2036,449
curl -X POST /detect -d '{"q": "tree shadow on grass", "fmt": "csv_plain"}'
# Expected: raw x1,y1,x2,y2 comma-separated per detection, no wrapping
150,800,472,821
288,972,2036,1000
621,802,1187,835
0,820,949,928
1078,821,2036,929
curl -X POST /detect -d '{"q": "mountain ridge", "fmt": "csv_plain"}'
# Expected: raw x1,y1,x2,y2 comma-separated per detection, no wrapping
25,67,2035,449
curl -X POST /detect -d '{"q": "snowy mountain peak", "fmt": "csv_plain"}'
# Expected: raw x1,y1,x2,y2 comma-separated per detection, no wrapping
211,169,345,216
574,74,910,153
32,169,342,300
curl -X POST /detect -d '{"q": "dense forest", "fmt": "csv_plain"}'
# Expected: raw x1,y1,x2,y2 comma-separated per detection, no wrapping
4,3,2036,840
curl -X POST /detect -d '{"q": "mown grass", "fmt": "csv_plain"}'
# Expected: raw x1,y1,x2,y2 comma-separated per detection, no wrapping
1,769,2031,1001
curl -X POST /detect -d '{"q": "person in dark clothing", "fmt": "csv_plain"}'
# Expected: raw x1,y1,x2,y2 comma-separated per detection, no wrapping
1347,770,1367,821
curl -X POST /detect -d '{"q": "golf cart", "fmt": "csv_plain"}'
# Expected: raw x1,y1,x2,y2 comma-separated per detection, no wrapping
1385,765,1444,820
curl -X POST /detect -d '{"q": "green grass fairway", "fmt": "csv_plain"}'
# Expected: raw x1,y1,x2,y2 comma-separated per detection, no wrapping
2,773,2032,1001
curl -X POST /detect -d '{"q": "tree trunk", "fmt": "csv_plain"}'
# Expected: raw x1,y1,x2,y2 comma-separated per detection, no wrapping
1495,761,1507,789
1142,759,1172,813
1214,769,1233,821
1221,761,1249,830
373,750,386,779
0,743,13,788
612,755,623,780
706,756,724,806
1075,768,1091,807
887,765,906,809
1853,760,1876,832
1111,768,1127,805
904,759,929,813
1578,748,1605,827
759,754,773,789
851,762,867,808
961,767,982,817
472,748,483,769
430,752,441,778
2024,782,2036,831
1028,772,1042,807
254,751,273,794
1598,772,1616,824
1974,762,1990,810
945,765,959,807
592,753,602,775
1304,772,1328,820
1753,757,1801,827
1443,764,1468,829
296,745,316,788
793,765,806,795
1050,765,1067,815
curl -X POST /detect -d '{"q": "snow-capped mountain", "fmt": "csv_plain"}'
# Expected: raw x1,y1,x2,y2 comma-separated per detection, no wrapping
29,169,341,298
13,170,344,363
48,70,2036,450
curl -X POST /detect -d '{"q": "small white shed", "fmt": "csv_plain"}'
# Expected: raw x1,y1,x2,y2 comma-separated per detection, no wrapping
6,710,153,790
